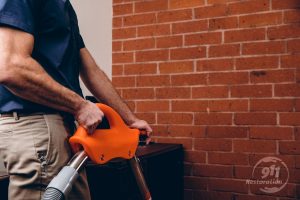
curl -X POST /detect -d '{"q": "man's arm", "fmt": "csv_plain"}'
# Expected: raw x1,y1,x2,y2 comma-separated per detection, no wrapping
79,48,152,137
0,27,103,133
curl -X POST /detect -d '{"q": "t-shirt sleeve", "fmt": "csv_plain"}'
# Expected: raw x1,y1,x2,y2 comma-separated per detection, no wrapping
0,0,36,34
77,33,85,49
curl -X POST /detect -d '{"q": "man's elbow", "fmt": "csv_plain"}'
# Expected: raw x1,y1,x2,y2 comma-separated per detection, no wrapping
0,56,21,84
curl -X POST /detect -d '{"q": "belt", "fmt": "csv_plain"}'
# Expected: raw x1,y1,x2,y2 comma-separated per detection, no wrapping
0,112,58,120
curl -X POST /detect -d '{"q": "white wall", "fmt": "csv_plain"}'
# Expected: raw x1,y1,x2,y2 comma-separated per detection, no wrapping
72,0,112,96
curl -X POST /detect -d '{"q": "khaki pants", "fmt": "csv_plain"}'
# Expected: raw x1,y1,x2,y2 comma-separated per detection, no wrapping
0,114,91,200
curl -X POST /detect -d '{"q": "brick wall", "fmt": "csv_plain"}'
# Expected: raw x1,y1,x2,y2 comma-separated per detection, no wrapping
112,0,300,199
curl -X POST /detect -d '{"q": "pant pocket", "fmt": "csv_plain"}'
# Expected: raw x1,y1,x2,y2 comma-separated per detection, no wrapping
30,116,51,177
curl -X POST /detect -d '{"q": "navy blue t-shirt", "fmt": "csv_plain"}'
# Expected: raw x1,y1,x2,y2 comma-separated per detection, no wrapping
0,0,85,113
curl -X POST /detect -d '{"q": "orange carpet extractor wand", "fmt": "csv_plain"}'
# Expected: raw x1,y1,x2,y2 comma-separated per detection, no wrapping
42,104,152,200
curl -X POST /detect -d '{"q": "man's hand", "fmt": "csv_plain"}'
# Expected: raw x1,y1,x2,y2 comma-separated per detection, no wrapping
130,119,153,144
75,101,104,134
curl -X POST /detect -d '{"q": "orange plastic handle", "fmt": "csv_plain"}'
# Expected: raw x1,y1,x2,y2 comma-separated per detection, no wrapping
69,103,139,164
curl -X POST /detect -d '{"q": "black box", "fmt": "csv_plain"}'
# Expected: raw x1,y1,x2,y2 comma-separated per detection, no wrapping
87,143,184,200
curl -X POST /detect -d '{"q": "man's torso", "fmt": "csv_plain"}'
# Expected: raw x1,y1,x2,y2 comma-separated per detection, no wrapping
0,0,84,113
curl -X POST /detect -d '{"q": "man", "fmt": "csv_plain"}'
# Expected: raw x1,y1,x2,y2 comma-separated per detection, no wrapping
0,0,152,199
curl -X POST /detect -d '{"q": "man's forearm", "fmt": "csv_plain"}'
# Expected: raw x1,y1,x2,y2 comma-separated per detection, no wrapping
2,56,85,114
81,67,137,124
80,49,137,124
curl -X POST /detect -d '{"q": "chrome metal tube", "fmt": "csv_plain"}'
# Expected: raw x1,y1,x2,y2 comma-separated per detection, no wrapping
68,151,88,172
129,156,152,200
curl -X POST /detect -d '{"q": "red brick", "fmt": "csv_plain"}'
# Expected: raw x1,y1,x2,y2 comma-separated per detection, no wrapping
272,0,300,9
135,0,168,13
195,139,232,151
136,100,169,112
284,10,300,23
113,27,136,39
208,72,249,84
235,194,277,200
225,28,265,43
155,138,193,149
250,127,294,140
233,166,253,179
184,177,208,190
122,88,155,99
250,99,294,112
208,152,249,165
112,52,134,63
156,87,191,99
233,140,277,153
207,126,248,138
112,76,135,87
169,125,206,137
157,9,193,23
159,61,194,74
136,49,169,62
195,4,228,19
240,12,282,28
171,47,206,60
169,0,205,9
209,17,238,30
113,0,122,4
236,56,279,70
249,183,296,197
193,191,232,200
296,99,300,112
113,17,122,28
157,36,183,48
209,99,248,112
296,156,300,168
280,113,300,125
235,113,277,125
172,100,208,112
209,179,248,193
268,25,300,40
136,75,170,87
242,41,285,55
207,0,239,4
172,20,208,34
280,141,300,154
123,38,155,51
151,125,168,137
193,86,229,98
281,55,300,68
197,59,234,71
249,154,295,167
195,113,233,125
113,3,133,16
209,44,240,57
124,63,157,75
231,85,272,98
288,39,300,53
185,151,206,163
275,84,300,97
113,41,122,52
124,13,156,26
135,113,156,124
112,64,123,75
185,32,222,45
250,69,295,83
184,163,192,176
171,73,207,86
228,0,270,15
193,165,233,178
137,24,170,37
